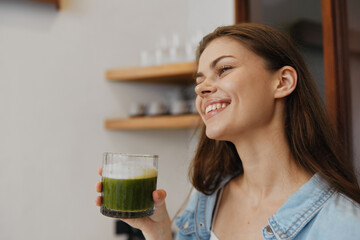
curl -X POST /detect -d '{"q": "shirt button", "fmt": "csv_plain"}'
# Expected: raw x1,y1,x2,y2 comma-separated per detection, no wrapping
199,222,204,228
266,225,273,234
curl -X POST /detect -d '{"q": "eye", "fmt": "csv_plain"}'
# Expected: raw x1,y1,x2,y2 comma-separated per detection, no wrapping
217,65,233,76
195,78,204,85
195,72,204,85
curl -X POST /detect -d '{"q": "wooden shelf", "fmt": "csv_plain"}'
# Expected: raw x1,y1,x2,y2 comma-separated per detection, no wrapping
105,114,202,130
105,62,199,130
106,62,196,84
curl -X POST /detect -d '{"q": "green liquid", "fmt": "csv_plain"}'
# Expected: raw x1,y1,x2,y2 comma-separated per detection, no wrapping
102,176,157,213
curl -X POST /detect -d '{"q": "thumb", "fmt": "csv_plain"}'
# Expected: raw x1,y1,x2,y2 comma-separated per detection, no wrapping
150,189,169,222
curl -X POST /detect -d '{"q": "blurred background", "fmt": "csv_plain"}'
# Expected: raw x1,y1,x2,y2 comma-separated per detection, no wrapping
0,0,358,239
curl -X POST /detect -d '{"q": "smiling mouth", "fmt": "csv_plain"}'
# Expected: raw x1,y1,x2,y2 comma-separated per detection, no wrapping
205,102,230,115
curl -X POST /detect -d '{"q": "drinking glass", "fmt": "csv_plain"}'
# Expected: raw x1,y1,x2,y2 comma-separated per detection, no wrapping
101,153,158,218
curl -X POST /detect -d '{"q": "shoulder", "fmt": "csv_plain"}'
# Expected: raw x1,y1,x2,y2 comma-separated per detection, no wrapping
319,191,360,222
174,189,200,238
174,175,238,239
174,189,218,239
308,191,360,238
174,188,216,225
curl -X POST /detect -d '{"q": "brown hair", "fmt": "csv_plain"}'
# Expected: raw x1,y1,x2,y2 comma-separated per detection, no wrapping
189,23,360,203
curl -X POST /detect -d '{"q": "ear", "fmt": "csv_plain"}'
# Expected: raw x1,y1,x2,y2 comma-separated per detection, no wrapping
273,66,297,99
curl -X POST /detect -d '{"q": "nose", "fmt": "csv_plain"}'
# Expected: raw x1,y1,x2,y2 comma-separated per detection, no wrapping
195,80,217,97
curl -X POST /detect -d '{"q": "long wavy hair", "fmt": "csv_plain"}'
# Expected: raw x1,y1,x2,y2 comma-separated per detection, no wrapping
189,23,360,203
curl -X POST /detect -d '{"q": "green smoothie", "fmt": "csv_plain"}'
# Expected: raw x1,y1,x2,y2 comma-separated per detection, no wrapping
101,169,157,218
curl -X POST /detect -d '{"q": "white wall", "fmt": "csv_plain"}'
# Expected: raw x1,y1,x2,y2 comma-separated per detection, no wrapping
0,0,233,239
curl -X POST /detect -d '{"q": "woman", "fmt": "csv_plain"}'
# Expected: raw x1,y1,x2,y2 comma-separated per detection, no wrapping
95,23,360,240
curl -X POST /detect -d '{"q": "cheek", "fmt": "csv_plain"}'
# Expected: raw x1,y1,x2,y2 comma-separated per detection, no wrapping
195,96,202,113
221,79,244,101
222,73,244,90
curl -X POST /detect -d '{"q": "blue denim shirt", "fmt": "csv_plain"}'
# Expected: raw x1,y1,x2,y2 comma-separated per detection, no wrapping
175,173,360,239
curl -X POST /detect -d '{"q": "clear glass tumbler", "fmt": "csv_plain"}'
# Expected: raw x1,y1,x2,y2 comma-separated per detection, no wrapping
100,153,158,218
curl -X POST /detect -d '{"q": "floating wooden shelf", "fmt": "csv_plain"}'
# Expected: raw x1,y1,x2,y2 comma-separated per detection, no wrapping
106,62,196,84
105,114,202,130
105,62,199,130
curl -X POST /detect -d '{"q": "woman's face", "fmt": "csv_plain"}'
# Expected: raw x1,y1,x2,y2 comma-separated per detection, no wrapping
195,37,279,142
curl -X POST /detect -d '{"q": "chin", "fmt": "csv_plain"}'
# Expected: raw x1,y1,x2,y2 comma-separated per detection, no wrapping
205,126,229,141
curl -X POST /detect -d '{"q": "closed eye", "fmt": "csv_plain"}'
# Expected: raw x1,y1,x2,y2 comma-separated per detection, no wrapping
217,65,233,76
195,72,204,85
195,77,204,85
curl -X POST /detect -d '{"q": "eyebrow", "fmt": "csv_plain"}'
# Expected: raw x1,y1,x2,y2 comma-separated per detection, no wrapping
195,55,235,79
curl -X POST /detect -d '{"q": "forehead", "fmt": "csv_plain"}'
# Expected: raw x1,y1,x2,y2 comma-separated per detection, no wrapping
198,37,256,67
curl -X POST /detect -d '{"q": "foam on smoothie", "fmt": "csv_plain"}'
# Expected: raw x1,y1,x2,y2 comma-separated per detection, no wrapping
103,162,157,179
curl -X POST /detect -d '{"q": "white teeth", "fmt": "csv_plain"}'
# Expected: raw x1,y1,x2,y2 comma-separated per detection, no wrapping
205,106,211,114
205,103,229,114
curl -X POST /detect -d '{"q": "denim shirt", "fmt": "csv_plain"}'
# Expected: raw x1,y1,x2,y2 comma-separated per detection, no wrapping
175,173,360,239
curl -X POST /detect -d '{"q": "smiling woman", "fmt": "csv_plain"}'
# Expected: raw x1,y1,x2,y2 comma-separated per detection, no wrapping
94,23,360,240
179,23,360,240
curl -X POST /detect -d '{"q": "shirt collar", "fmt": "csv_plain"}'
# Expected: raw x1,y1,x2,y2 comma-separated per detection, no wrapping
266,173,335,239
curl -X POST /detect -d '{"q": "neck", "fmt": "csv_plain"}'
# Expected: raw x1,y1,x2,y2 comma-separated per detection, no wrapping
232,124,311,203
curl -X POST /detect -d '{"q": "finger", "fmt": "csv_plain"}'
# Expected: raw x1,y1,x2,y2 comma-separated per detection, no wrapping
153,189,167,206
150,189,170,222
98,168,102,176
95,182,102,192
95,196,102,206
